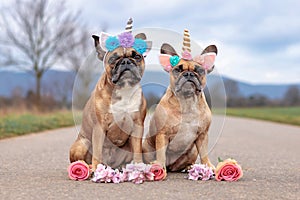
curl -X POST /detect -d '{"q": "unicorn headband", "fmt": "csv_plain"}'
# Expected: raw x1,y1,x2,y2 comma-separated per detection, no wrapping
99,18,151,56
159,29,217,72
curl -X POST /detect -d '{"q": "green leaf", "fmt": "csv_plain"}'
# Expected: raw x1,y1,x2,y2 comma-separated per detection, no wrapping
218,157,223,163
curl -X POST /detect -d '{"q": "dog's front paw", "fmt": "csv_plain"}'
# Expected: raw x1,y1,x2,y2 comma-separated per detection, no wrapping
201,157,216,172
180,164,194,173
92,158,101,172
133,157,144,164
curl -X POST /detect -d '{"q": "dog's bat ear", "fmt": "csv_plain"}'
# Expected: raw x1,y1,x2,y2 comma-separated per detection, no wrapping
134,33,152,57
160,43,178,56
92,34,107,61
135,33,146,40
201,45,217,55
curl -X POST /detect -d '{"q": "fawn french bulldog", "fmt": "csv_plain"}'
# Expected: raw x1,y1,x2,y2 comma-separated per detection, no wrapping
70,18,152,171
143,29,217,176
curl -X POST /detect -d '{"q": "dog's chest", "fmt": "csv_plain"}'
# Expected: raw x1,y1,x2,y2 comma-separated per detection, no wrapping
110,85,142,113
167,100,201,152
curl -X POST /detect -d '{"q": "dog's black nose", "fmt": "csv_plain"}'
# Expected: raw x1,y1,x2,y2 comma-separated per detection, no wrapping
121,58,132,65
183,71,195,78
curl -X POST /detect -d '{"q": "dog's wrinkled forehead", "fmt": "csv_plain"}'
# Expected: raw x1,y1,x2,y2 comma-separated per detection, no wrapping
178,60,197,71
107,48,142,65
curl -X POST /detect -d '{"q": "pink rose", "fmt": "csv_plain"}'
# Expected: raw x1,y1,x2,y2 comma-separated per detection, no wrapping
68,160,90,181
182,50,192,60
150,163,166,181
215,158,243,181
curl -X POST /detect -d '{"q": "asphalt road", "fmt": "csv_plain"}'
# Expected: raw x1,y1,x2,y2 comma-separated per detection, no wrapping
0,116,299,200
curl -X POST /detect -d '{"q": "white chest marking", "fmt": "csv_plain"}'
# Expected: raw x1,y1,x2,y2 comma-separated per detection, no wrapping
110,85,142,113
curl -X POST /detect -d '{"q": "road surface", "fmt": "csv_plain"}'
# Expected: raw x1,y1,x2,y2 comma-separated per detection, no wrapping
0,117,299,199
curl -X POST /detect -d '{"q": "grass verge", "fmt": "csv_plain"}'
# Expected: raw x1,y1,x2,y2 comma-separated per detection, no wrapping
0,110,74,139
226,107,300,126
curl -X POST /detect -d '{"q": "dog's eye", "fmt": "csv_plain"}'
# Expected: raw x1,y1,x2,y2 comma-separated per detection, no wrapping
131,51,142,61
173,65,183,73
195,65,205,75
172,65,183,76
134,54,142,60
108,53,120,65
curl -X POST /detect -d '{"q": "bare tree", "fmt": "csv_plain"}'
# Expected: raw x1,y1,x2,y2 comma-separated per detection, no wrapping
0,0,85,109
283,85,300,106
62,23,108,73
60,30,90,73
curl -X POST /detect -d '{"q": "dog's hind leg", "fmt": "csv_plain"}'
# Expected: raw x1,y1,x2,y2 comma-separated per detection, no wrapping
167,145,198,172
69,136,91,164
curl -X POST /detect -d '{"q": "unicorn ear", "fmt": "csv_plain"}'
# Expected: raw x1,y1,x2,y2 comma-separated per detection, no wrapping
99,32,111,52
159,54,172,72
203,52,216,71
194,45,217,73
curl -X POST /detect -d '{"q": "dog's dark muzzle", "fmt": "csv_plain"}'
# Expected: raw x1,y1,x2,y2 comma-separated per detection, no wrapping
111,58,142,85
175,71,202,93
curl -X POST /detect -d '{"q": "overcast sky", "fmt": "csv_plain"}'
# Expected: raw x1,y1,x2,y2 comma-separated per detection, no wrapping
2,0,300,84
70,0,300,84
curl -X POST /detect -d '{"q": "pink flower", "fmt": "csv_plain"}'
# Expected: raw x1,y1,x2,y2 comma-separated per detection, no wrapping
188,164,214,181
121,167,129,182
68,160,90,181
128,171,145,184
112,170,124,184
215,158,243,181
182,50,192,60
104,166,115,183
92,164,108,183
150,163,166,181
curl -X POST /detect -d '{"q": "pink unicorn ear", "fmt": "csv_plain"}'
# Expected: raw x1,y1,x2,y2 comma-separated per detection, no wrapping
159,54,172,72
202,52,216,70
193,52,216,70
99,32,110,52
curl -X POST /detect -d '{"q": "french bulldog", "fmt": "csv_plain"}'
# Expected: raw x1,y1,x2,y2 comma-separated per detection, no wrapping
143,29,217,176
70,18,152,171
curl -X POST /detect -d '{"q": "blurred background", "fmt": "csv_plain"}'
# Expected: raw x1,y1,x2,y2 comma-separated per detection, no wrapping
0,0,299,139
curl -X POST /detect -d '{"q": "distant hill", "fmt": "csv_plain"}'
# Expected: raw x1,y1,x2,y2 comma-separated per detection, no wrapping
0,69,299,101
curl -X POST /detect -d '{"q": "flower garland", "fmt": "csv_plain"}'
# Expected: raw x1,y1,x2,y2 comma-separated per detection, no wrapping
68,161,166,184
105,32,148,55
68,158,243,183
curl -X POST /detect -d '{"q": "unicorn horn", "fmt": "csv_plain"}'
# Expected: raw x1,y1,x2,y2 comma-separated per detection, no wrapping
125,17,133,32
182,29,191,53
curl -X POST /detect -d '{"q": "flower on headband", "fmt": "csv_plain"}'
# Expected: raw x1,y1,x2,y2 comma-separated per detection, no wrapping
133,38,147,54
118,32,135,48
105,36,120,51
170,55,180,66
182,50,192,60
